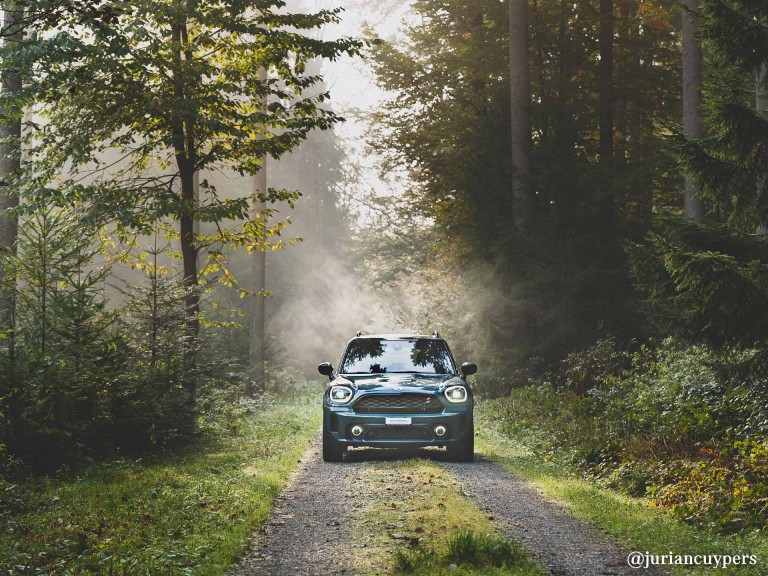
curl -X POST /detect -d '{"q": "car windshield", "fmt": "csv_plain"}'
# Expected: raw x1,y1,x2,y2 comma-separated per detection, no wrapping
340,338,456,375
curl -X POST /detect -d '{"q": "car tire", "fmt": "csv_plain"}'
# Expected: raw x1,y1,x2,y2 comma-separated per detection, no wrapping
447,427,474,462
322,422,345,462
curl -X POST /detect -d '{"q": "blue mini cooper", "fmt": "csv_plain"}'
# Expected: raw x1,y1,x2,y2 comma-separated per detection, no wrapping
318,333,477,462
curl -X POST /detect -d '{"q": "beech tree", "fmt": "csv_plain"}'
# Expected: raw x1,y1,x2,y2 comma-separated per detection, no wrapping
6,0,360,409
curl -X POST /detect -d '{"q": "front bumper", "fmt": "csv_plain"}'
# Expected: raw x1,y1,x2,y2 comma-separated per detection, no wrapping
323,404,474,448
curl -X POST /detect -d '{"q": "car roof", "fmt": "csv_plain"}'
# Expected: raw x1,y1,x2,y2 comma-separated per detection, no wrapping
340,334,456,372
351,334,441,340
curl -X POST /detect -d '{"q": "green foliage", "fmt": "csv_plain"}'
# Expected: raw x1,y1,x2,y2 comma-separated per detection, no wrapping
112,235,193,452
630,0,768,353
649,442,768,533
0,0,362,477
369,0,680,244
633,1,768,355
612,3,768,533
444,532,529,569
16,0,357,162
368,0,512,253
2,0,363,409
628,215,768,347
477,416,768,576
8,0,359,236
0,211,293,472
671,0,768,228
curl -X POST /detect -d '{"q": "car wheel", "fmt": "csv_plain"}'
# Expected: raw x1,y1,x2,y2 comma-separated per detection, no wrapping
447,427,474,462
322,421,345,462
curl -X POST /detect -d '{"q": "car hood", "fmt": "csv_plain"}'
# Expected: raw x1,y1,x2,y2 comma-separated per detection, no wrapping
337,373,463,392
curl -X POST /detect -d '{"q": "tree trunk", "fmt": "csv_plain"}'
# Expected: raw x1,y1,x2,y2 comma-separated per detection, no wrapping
683,0,705,223
248,67,268,394
556,0,569,133
298,138,321,248
171,16,200,417
614,1,630,166
509,0,531,230
599,0,614,170
179,163,199,400
249,162,267,393
758,64,768,234
0,1,21,333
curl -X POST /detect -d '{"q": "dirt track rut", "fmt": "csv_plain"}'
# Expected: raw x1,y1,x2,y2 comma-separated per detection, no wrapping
235,437,661,576
444,457,662,575
235,435,357,576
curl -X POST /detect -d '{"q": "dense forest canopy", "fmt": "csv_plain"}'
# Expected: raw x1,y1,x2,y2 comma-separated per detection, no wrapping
366,0,684,369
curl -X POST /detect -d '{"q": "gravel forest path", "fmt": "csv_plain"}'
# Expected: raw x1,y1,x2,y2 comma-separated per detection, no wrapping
234,435,661,576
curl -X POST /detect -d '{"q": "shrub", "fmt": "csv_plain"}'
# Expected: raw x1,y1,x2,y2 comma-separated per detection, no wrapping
1,207,124,473
489,338,768,532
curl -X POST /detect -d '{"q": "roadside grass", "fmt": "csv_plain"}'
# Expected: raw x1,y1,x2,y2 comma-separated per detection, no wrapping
476,399,768,576
1,393,320,575
352,458,544,576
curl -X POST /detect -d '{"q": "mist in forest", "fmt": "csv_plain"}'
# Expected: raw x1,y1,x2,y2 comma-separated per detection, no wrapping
260,0,414,373
265,130,400,374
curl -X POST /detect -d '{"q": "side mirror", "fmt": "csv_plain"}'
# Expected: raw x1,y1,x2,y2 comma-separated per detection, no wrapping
461,362,477,377
318,362,334,377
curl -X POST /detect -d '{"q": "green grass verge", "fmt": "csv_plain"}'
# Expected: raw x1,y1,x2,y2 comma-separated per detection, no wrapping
476,398,768,576
1,393,321,575
352,458,544,576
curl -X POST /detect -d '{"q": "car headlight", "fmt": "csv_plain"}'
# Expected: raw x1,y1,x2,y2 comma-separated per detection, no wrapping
445,385,468,403
329,385,354,404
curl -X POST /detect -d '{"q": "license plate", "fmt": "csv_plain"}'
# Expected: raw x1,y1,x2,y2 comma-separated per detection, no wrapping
385,417,412,425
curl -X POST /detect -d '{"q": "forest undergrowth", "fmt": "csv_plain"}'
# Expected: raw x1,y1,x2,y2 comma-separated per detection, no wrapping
478,338,768,535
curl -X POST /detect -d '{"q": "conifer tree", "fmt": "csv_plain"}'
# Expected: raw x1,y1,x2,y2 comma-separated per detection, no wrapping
630,1,768,350
679,0,768,228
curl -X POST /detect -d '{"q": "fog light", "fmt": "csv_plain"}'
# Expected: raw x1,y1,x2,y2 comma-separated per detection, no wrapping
434,425,447,437
351,425,364,437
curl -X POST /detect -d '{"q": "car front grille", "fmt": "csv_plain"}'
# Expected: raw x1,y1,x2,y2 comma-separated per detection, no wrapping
364,426,433,441
353,394,443,414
